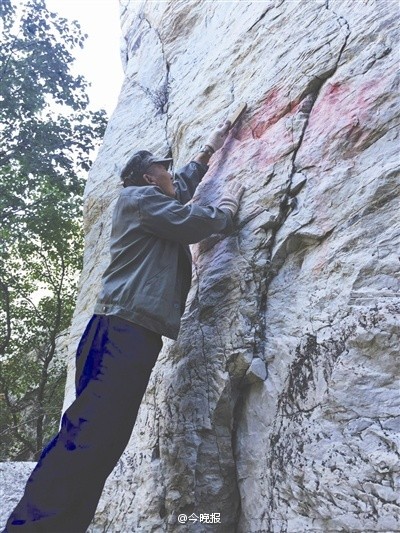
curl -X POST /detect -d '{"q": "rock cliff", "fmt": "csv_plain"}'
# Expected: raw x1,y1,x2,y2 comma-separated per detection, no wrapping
2,1,398,531
84,2,399,531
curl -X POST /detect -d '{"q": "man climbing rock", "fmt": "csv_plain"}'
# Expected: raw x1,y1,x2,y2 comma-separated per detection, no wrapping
4,120,245,532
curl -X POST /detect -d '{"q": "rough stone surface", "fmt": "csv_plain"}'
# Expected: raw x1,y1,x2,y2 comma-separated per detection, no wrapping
0,462,36,525
85,2,399,531
244,357,268,385
2,0,399,531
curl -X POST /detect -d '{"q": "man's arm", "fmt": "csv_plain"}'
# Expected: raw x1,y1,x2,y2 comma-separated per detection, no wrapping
139,190,232,244
138,182,244,245
192,149,212,166
173,161,209,204
174,121,231,204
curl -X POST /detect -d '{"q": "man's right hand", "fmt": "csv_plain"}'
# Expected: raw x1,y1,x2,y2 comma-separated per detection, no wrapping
205,121,231,153
218,181,246,218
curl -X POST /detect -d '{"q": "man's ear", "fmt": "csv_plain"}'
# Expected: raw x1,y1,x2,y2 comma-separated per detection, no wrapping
143,173,154,185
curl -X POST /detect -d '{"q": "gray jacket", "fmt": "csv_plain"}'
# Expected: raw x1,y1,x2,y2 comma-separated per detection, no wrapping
94,162,233,339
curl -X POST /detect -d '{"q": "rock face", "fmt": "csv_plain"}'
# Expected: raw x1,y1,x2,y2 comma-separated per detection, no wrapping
0,463,36,526
3,0,397,531
83,0,399,531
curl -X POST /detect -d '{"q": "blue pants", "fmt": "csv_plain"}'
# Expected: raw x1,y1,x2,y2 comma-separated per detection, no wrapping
4,314,162,532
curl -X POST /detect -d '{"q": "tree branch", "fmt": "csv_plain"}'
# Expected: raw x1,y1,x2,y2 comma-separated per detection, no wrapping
0,280,12,356
0,382,36,457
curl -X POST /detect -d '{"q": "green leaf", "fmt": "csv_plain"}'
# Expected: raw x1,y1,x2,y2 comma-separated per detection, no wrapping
0,0,107,460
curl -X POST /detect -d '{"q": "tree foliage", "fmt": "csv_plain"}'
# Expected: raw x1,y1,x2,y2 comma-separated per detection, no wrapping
0,0,107,460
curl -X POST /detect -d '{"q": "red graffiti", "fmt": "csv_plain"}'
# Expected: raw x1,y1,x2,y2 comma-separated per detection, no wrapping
200,61,396,189
202,87,302,185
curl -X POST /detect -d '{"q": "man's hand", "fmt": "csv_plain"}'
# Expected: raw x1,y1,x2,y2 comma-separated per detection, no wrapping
218,181,246,218
205,120,231,153
192,119,231,165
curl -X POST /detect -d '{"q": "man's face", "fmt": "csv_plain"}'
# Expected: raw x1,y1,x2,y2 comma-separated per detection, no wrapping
144,163,175,198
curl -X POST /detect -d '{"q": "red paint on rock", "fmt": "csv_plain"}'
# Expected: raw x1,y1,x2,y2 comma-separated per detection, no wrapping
203,87,302,183
300,64,397,162
233,89,300,142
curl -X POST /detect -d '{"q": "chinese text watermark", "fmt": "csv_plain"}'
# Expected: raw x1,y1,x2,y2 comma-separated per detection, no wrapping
178,512,221,524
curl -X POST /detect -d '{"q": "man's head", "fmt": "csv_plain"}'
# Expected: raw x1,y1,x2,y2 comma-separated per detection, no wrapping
121,150,175,197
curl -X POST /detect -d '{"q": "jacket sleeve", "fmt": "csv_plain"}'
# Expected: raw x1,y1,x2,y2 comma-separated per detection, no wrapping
139,188,233,244
173,161,209,204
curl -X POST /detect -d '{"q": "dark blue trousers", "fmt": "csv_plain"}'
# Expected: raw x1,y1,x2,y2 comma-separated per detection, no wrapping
4,314,162,532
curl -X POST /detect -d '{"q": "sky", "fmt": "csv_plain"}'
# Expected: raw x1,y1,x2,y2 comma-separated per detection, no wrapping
46,0,124,116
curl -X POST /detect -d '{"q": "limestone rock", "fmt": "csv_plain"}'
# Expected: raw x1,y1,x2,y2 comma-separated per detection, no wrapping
3,0,399,532
244,357,268,385
0,463,36,523
83,1,400,531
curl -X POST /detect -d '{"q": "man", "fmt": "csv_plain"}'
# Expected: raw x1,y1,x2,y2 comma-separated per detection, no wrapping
4,121,245,532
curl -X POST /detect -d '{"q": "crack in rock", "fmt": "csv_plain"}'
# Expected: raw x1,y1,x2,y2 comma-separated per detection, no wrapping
138,13,171,152
253,8,351,355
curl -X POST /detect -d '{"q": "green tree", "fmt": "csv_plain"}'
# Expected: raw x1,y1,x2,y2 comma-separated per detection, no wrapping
0,0,107,460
